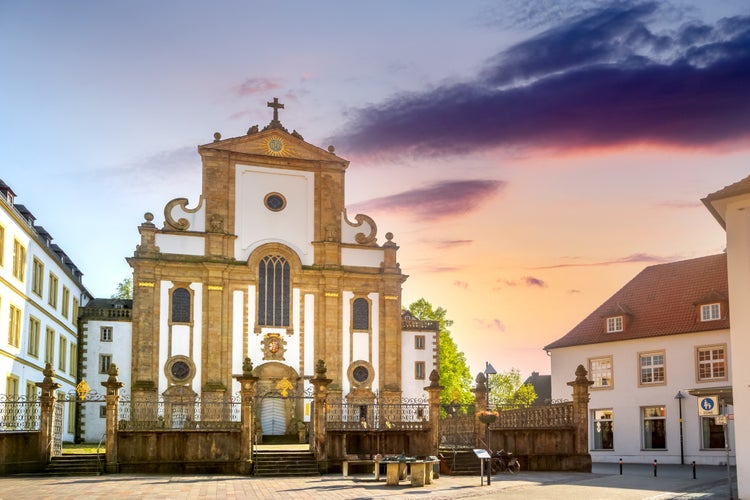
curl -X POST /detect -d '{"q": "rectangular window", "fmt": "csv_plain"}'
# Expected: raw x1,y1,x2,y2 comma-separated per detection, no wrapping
642,406,667,449
592,409,614,450
31,257,44,296
701,303,721,321
589,356,613,389
69,344,77,377
0,224,4,267
702,417,727,449
48,273,58,308
8,304,22,347
12,239,26,281
606,316,623,333
27,316,40,357
415,335,425,350
99,405,107,418
72,297,79,326
58,336,67,372
44,327,55,365
62,286,70,319
101,326,113,342
415,361,426,380
99,354,112,374
697,345,727,381
4,376,20,428
25,381,38,400
639,351,666,386
67,399,75,434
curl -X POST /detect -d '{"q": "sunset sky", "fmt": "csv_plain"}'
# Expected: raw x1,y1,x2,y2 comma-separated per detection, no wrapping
2,1,749,380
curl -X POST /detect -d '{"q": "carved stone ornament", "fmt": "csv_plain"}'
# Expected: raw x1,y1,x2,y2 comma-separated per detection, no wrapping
208,214,224,233
262,333,287,361
242,357,254,375
163,197,204,231
343,212,378,245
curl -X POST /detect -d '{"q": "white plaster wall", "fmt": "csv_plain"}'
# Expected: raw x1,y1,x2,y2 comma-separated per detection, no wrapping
550,330,734,465
724,201,750,497
352,332,369,361
341,247,384,268
342,292,352,395
231,290,244,395
401,330,437,400
154,233,205,256
304,293,315,377
189,282,203,395
369,292,379,393
234,164,314,265
81,319,132,442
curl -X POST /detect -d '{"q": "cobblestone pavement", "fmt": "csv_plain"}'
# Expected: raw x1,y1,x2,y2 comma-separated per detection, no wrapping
0,463,737,499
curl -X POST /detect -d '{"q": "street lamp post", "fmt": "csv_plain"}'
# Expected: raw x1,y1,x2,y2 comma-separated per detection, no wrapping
484,362,497,485
674,391,685,465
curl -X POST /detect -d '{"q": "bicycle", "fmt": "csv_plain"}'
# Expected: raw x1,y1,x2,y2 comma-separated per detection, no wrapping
491,449,521,474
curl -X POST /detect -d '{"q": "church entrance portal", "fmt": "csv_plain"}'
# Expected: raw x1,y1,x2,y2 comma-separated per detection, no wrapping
252,362,312,445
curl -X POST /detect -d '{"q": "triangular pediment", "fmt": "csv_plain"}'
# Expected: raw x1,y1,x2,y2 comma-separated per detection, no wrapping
199,126,348,165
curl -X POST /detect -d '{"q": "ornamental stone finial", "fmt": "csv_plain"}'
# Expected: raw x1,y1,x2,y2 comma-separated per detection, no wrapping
315,359,327,377
243,357,254,375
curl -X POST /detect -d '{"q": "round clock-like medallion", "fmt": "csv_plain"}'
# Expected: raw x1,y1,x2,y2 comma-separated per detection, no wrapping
268,138,283,152
264,192,286,211
353,366,369,383
171,361,190,380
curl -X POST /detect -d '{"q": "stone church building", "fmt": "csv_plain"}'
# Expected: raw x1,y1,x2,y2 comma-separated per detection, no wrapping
125,99,437,440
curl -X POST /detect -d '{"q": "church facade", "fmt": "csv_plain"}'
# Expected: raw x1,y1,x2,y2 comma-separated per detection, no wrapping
126,100,436,439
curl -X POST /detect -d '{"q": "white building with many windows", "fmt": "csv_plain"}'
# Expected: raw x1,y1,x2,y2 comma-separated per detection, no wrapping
545,253,735,465
0,179,91,441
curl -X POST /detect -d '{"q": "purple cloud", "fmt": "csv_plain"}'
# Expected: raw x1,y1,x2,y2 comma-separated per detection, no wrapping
475,318,507,332
332,2,750,158
533,252,672,269
522,276,548,288
349,179,505,221
234,78,282,96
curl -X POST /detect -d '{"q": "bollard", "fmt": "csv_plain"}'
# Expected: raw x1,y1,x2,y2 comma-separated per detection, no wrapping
619,458,622,475
692,461,696,479
654,459,657,477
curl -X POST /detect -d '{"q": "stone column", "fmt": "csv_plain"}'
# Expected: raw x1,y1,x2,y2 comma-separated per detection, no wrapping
234,358,258,475
425,370,443,457
473,372,488,447
312,360,332,465
36,363,61,464
567,364,593,471
102,364,124,473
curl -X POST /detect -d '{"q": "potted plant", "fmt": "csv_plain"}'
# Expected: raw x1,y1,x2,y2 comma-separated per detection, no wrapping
477,409,499,424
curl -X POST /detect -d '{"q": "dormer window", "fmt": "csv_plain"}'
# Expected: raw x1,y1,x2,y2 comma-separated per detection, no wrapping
606,316,623,333
701,303,721,322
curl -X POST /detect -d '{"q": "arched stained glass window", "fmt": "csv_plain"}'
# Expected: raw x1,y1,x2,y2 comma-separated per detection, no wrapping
172,288,191,323
258,255,290,327
352,298,369,330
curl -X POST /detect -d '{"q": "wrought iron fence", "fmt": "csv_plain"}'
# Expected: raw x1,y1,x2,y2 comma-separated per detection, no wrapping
439,403,476,447
0,395,41,432
118,394,242,431
326,398,430,431
492,400,573,429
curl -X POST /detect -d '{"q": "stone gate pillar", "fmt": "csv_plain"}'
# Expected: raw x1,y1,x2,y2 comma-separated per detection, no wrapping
234,358,258,475
567,364,593,471
312,360,332,465
36,363,61,464
102,363,124,473
473,372,488,446
425,370,443,456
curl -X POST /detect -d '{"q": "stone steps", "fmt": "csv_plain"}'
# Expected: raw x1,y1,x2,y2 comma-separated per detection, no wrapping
439,448,482,475
253,451,319,477
44,454,105,476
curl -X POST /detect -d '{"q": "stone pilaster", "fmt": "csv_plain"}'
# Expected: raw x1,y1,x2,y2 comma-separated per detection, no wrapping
35,363,61,464
312,360,332,464
102,364,124,473
234,360,258,475
567,364,594,471
425,370,443,456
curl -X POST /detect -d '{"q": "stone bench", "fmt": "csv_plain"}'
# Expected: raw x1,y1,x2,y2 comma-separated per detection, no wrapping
342,457,380,480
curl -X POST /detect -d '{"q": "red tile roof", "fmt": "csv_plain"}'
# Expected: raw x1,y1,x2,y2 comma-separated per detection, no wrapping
545,254,729,350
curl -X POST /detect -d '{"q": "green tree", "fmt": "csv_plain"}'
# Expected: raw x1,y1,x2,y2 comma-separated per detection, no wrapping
407,298,473,405
111,276,133,299
488,368,537,409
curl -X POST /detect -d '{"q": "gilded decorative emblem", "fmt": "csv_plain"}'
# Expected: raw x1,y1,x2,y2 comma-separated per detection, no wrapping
276,377,294,397
262,333,286,360
75,380,91,400
266,136,285,156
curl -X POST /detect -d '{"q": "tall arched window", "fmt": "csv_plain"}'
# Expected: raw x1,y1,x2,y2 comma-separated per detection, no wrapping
258,255,290,327
352,297,369,330
172,287,191,323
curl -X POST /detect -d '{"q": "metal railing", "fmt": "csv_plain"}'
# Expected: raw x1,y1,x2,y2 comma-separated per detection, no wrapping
326,401,430,431
0,395,41,432
118,395,241,431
